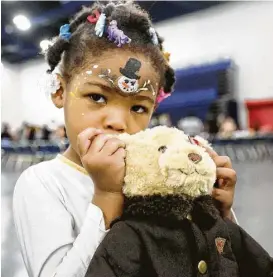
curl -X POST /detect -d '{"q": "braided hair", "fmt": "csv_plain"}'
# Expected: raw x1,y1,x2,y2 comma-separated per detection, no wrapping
45,1,175,95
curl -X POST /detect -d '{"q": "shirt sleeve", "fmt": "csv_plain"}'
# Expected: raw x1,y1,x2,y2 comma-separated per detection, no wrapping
231,208,239,225
13,167,108,277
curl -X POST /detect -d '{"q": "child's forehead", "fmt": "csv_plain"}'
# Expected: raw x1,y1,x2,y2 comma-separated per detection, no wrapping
82,51,159,83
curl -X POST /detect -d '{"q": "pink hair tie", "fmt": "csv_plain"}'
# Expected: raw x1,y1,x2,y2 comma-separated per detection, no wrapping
87,10,100,24
156,88,171,104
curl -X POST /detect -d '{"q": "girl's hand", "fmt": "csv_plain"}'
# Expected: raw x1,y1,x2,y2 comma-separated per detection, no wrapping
77,128,126,228
206,147,237,220
77,128,126,193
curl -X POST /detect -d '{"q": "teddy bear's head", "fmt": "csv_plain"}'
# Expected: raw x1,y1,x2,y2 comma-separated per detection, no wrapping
119,126,216,198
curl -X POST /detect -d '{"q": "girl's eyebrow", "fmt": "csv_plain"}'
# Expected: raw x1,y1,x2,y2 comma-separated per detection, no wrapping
133,95,155,105
83,81,113,91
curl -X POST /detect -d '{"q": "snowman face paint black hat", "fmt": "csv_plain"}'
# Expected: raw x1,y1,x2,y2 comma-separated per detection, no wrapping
118,58,141,94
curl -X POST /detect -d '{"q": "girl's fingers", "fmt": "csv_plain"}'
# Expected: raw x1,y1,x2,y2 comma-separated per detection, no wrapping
203,146,219,160
77,128,102,156
204,146,232,169
212,188,231,203
216,168,237,188
214,156,232,169
101,138,126,156
88,134,112,154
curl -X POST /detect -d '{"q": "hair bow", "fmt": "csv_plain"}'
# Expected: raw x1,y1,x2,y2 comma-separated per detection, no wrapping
156,88,171,104
59,24,71,40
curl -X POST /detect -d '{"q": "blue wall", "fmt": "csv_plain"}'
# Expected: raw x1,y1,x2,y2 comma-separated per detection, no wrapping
156,60,232,124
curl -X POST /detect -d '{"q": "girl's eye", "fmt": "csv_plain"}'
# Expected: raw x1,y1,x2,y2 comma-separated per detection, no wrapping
89,93,106,103
131,105,148,114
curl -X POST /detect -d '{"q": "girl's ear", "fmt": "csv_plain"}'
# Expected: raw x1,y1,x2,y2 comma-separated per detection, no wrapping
51,74,66,109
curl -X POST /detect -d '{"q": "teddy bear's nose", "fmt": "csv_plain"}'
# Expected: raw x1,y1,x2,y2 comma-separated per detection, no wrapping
188,153,202,164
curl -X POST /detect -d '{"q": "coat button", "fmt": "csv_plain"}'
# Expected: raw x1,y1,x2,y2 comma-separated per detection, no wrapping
198,260,207,274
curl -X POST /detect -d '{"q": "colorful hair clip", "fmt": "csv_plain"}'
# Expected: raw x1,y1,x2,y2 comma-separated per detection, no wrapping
59,24,71,40
95,13,106,37
107,20,131,47
149,27,159,45
156,88,171,104
87,10,100,24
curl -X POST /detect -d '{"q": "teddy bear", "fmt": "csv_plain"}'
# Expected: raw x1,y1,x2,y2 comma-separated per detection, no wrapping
86,126,272,277
119,125,216,199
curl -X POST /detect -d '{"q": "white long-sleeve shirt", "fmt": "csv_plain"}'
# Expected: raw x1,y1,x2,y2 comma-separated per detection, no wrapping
13,154,108,277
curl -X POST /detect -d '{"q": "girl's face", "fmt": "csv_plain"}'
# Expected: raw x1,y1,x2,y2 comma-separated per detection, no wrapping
53,49,160,157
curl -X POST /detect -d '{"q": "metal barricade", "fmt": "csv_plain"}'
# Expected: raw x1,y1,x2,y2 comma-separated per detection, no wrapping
1,139,69,172
1,136,273,172
211,136,273,163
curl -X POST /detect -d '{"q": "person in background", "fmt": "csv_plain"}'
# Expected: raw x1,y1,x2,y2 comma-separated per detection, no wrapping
218,116,237,138
16,122,30,142
27,126,36,142
1,123,14,140
149,115,159,128
177,112,204,137
51,125,67,144
41,124,52,141
158,113,172,127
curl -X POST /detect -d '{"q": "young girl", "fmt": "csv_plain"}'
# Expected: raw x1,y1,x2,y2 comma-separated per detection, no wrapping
13,2,238,277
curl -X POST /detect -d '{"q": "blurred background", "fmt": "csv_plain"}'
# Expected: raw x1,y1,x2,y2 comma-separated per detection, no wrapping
1,1,273,276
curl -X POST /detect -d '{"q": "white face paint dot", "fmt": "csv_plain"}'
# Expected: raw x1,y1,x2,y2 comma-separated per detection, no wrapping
86,70,92,75
81,113,85,116
93,65,98,69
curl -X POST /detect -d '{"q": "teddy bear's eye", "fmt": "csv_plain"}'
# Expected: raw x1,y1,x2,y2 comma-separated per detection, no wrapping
158,145,167,153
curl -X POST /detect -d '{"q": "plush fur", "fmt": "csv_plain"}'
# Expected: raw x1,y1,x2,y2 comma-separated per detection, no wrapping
121,194,219,224
118,126,216,198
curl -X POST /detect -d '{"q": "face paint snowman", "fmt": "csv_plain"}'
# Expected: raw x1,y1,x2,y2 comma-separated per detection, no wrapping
118,58,141,94
118,76,139,93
